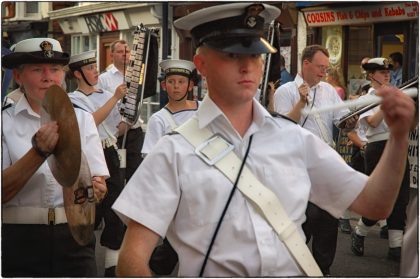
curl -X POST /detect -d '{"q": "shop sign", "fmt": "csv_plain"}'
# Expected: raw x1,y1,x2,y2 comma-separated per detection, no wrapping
304,2,418,27
80,11,129,33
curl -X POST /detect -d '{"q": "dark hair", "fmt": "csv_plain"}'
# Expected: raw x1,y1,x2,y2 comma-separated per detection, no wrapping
110,40,127,53
389,52,403,66
301,45,329,65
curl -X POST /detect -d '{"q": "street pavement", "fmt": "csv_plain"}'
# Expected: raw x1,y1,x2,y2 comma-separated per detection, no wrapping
330,217,400,277
95,216,401,277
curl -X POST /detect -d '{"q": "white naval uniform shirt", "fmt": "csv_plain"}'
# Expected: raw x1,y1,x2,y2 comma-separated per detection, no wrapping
2,93,109,209
141,101,200,154
359,88,389,142
68,90,121,140
274,74,349,144
113,95,367,277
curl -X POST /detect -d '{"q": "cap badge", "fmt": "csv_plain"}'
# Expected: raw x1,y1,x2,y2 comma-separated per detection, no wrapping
40,41,54,58
244,4,264,28
383,58,390,68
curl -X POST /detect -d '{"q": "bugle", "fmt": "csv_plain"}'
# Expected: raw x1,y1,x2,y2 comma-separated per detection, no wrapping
302,77,418,128
259,20,280,107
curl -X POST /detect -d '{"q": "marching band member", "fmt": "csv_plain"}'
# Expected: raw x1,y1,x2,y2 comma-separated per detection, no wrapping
2,38,108,276
144,59,199,275
142,59,199,156
112,3,414,277
274,44,355,275
351,58,411,261
98,40,144,185
67,50,127,277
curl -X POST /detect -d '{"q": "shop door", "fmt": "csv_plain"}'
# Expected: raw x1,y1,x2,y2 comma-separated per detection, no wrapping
99,32,119,72
374,22,408,80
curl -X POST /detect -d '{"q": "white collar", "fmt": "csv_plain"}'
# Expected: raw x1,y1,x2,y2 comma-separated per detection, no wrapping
15,90,40,118
196,95,271,131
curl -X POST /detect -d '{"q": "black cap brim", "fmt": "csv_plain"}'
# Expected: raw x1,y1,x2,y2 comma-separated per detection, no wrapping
2,51,70,69
362,63,393,71
204,37,277,54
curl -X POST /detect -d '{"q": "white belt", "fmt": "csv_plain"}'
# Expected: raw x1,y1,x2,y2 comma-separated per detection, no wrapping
2,207,67,225
176,118,322,276
367,132,389,143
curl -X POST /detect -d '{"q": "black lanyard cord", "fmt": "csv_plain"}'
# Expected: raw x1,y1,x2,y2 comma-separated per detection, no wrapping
199,134,254,277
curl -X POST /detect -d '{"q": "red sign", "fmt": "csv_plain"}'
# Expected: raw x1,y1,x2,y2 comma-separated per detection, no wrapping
304,2,418,27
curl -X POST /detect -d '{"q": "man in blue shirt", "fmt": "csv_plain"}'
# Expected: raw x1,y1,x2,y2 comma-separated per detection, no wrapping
389,52,403,87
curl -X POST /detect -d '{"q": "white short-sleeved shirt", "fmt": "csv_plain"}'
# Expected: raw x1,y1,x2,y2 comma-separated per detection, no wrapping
113,95,367,277
2,92,109,208
141,101,200,154
274,74,349,143
97,65,124,94
68,90,121,140
359,88,389,141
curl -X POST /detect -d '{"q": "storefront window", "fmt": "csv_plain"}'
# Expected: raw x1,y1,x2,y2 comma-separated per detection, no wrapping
71,35,96,55
25,2,38,15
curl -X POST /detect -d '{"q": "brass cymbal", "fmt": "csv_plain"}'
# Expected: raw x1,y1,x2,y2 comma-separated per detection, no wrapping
63,153,95,246
41,85,81,187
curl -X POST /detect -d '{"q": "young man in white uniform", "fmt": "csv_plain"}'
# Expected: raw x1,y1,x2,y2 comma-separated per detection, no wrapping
112,3,414,277
2,38,109,276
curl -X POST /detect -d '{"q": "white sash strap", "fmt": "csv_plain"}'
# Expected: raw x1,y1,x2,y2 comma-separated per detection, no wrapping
161,108,178,131
176,118,322,276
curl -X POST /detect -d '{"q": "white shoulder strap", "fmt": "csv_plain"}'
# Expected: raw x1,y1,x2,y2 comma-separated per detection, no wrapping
175,118,322,276
161,108,178,130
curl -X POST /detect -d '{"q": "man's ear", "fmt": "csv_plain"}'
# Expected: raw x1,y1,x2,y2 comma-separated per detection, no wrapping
193,54,206,77
12,69,22,86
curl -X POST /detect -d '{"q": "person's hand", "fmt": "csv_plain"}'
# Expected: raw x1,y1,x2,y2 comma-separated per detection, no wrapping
32,122,59,157
298,83,310,105
344,115,359,129
114,84,128,100
92,176,107,203
347,140,354,147
378,86,415,139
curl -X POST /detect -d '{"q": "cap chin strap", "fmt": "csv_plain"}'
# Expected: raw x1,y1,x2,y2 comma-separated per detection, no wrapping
78,69,94,87
174,91,189,102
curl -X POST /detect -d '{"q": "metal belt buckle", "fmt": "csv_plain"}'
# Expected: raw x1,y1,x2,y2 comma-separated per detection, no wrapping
195,134,234,166
48,208,55,225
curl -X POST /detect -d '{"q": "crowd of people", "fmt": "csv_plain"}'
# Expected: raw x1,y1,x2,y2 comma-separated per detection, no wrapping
2,2,417,278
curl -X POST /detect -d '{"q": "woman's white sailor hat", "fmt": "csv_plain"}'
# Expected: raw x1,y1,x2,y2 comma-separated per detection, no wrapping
174,3,280,54
362,57,394,71
2,38,69,69
68,50,97,72
159,59,195,78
